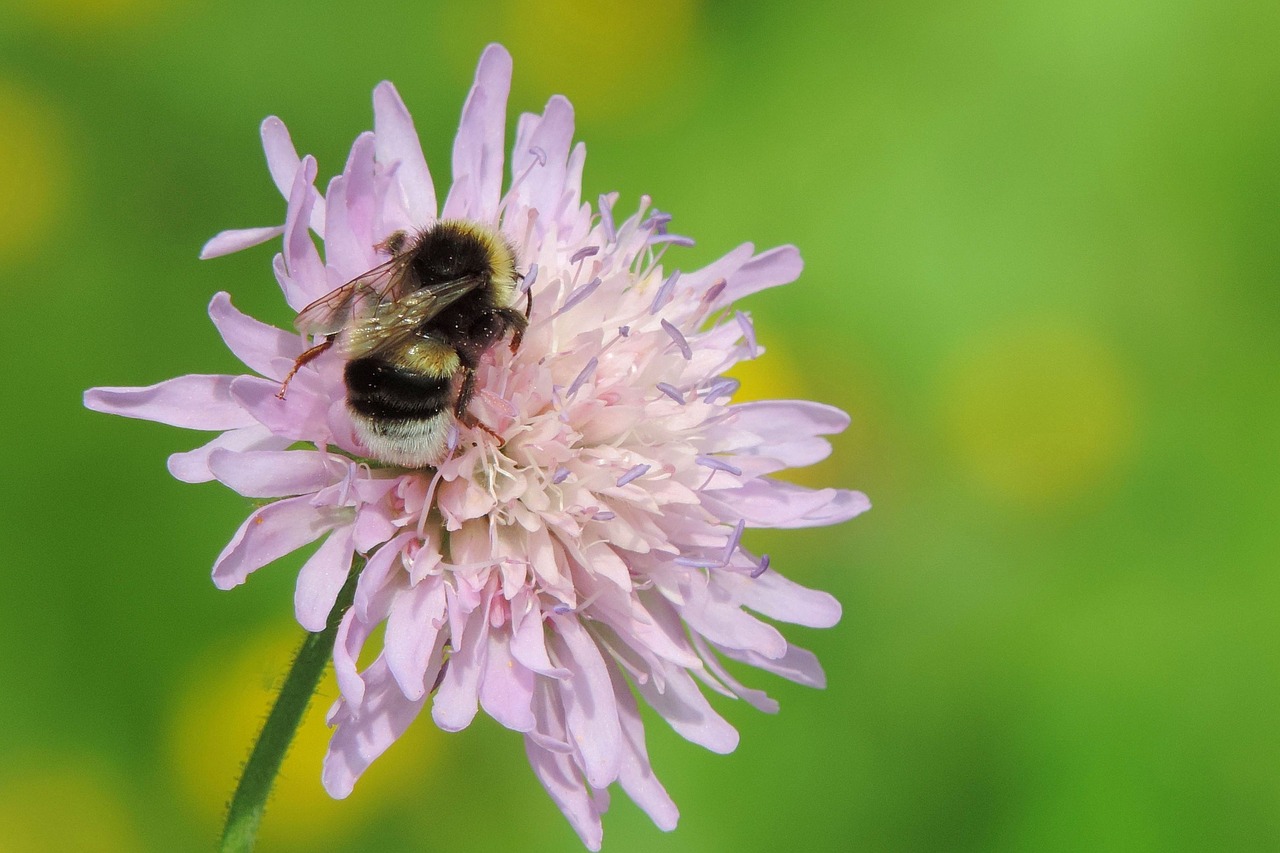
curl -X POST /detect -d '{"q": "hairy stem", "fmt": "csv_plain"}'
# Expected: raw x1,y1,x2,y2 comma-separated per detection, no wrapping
219,561,363,853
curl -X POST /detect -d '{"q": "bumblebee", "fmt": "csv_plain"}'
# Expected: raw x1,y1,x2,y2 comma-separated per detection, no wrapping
281,220,528,467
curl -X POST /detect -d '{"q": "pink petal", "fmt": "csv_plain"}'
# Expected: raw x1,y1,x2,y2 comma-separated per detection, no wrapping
677,573,788,658
714,567,842,629
718,400,849,467
166,425,289,483
281,155,328,310
690,633,778,713
229,375,331,444
212,495,348,590
704,480,871,529
295,524,358,631
479,628,536,731
354,533,415,622
373,82,437,224
85,375,257,431
199,226,284,259
321,174,373,285
634,661,739,754
206,449,342,498
511,96,575,221
341,130,378,253
549,615,622,789
442,43,512,222
261,116,301,200
208,292,302,380
511,602,570,678
608,664,679,830
261,116,326,234
524,736,604,851
323,657,427,799
384,575,447,700
333,609,373,705
712,245,803,309
717,642,827,689
432,604,489,731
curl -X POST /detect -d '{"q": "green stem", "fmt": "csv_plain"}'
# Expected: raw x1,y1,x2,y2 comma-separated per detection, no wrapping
219,560,364,853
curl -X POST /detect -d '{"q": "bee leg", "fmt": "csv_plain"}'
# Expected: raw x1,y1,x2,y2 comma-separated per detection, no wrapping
455,366,504,443
498,306,529,353
376,230,408,255
276,338,334,400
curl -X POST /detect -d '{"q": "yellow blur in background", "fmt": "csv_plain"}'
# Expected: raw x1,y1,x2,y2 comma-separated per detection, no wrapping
3,0,1279,850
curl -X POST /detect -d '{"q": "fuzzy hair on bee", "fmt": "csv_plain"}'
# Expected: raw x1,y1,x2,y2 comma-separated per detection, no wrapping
280,219,529,467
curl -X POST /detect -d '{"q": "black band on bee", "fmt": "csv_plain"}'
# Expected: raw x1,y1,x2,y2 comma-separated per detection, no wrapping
345,357,450,421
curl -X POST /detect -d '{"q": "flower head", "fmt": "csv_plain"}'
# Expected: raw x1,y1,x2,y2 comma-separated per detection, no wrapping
85,44,869,848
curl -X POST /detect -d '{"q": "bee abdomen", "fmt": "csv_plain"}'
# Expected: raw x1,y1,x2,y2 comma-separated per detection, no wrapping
344,357,450,421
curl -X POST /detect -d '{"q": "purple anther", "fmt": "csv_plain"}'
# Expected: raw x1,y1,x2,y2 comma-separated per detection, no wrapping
552,466,571,484
446,423,461,454
703,279,726,304
593,511,616,521
660,319,692,360
616,464,650,487
519,263,539,294
642,211,673,231
570,245,599,264
722,518,746,564
696,455,742,476
559,276,601,314
649,270,680,315
528,145,548,166
599,194,616,242
650,234,695,247
701,377,739,405
751,554,771,578
618,325,631,337
552,603,574,614
656,382,685,404
735,310,758,357
566,357,598,398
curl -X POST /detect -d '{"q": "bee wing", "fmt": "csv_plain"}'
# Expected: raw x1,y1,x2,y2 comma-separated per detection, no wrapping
293,256,405,337
351,274,488,359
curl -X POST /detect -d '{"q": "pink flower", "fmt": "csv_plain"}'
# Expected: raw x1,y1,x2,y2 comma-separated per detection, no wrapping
84,44,868,849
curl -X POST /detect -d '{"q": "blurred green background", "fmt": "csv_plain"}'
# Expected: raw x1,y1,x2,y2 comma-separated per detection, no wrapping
3,0,1278,850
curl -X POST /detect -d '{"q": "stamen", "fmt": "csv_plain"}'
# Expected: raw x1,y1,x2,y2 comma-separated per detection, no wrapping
650,234,695,248
592,510,616,521
702,279,726,305
751,554,771,578
722,518,746,565
519,263,538,294
498,150,547,215
557,276,601,315
642,211,672,232
552,466,571,484
702,377,739,404
618,325,631,337
570,245,599,264
446,423,461,454
661,319,692,360
566,357,598,398
656,382,685,404
736,310,758,357
616,464,650,487
675,556,724,569
598,193,616,243
649,270,680,314
696,455,742,476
